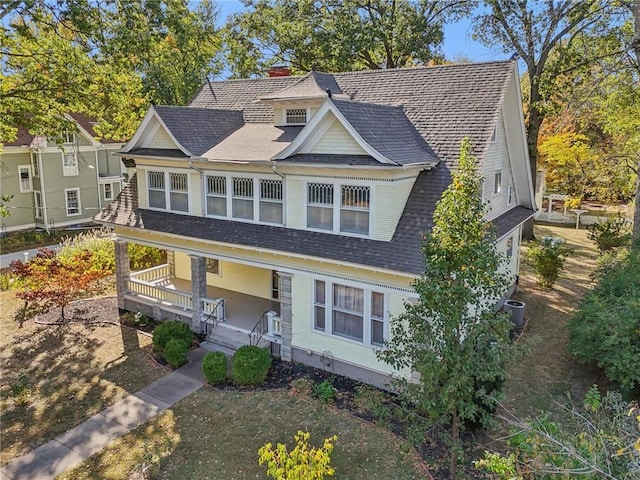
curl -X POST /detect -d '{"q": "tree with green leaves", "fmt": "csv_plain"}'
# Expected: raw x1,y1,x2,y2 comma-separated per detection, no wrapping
377,139,515,479
224,0,470,77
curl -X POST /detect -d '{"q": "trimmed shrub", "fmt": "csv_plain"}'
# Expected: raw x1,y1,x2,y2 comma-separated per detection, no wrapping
202,351,227,384
232,346,272,386
164,338,188,368
525,237,571,287
569,247,640,393
152,321,193,355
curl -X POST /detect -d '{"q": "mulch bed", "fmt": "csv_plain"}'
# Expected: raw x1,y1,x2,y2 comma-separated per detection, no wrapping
32,296,121,327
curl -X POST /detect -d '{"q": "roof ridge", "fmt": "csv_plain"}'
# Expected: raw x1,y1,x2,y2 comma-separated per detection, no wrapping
333,59,515,77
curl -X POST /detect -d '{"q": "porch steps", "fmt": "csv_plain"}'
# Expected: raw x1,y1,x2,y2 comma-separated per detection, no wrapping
205,325,271,353
199,341,236,357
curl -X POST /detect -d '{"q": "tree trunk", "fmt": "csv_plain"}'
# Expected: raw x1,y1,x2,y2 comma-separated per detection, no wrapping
449,407,459,480
522,82,545,241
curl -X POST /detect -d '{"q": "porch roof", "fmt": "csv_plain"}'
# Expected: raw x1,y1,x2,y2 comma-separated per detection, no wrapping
96,174,534,275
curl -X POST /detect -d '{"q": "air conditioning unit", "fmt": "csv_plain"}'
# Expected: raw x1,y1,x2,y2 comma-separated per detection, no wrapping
504,300,526,329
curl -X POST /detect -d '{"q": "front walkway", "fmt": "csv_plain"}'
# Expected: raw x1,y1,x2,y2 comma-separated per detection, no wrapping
0,349,206,480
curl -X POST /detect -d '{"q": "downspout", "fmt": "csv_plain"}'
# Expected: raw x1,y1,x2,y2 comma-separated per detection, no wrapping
272,164,287,226
37,150,50,232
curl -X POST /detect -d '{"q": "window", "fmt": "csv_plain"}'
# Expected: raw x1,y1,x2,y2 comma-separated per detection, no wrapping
205,258,220,275
103,183,113,201
62,151,78,176
169,173,188,212
314,280,326,331
31,153,39,177
493,172,502,195
307,183,334,230
340,185,370,235
286,108,307,124
65,188,81,216
232,177,253,219
506,237,514,258
507,184,514,205
313,280,385,346
259,179,283,224
272,271,280,300
148,170,189,212
206,176,227,216
34,191,43,219
148,171,166,209
62,131,75,144
18,165,32,193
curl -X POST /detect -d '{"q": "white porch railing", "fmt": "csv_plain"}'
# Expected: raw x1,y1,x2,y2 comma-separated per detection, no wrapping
202,297,225,322
129,264,171,283
127,279,193,310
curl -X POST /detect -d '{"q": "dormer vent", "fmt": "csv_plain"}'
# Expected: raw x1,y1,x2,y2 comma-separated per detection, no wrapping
285,108,307,125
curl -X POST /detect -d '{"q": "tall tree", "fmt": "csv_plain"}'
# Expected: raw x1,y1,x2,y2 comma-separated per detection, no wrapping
378,139,515,479
224,0,470,77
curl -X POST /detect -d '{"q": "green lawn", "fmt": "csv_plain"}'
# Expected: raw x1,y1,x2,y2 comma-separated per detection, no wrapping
58,389,426,480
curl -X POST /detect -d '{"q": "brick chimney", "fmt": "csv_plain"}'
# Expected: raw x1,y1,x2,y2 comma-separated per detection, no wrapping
267,65,291,77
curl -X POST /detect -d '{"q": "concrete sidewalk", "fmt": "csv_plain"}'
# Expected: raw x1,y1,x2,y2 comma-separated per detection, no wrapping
1,349,206,480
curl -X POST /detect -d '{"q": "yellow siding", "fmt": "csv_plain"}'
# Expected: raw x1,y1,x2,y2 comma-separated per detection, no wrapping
189,173,202,216
137,169,148,209
310,119,368,155
286,178,304,228
174,252,273,299
147,126,178,149
373,178,416,241
290,275,408,376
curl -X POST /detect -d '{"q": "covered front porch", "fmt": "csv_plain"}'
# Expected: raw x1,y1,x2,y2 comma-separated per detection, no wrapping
114,240,292,358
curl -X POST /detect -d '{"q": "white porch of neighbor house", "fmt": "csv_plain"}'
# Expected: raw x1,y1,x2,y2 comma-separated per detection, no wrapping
114,241,291,357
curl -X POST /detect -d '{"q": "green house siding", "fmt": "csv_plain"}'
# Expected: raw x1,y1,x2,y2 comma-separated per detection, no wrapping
0,152,37,231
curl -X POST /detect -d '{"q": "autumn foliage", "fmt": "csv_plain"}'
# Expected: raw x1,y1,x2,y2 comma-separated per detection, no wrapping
10,248,108,321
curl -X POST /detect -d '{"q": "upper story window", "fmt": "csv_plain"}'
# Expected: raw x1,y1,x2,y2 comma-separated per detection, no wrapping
34,191,43,219
307,182,370,236
148,170,189,213
205,175,284,225
286,108,307,125
62,131,75,144
62,151,78,176
18,165,32,193
493,171,502,195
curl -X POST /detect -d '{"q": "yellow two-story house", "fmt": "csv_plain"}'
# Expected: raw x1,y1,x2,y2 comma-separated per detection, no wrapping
96,61,535,388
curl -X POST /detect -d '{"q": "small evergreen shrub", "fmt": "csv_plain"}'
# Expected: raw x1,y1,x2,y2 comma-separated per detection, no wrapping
312,380,337,403
152,321,193,355
202,351,227,384
525,237,571,287
164,338,188,368
587,213,632,253
232,346,272,386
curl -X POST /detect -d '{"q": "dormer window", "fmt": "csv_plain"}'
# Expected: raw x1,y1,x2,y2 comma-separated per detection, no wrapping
286,108,307,125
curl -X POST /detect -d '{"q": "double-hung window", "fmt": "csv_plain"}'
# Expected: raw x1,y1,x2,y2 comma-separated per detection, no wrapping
65,188,81,216
307,182,370,235
507,184,514,205
34,191,43,219
259,179,283,224
307,183,334,230
18,165,32,193
206,176,227,216
493,171,502,195
103,183,113,201
148,170,189,212
232,177,254,219
62,151,78,176
314,280,385,346
340,185,370,235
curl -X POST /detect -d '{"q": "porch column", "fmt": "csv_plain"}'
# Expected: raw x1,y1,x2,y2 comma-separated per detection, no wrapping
114,240,130,310
166,250,175,277
190,254,206,333
278,272,293,362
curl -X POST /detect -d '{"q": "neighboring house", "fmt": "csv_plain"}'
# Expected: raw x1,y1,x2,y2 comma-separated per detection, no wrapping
96,61,535,388
0,113,125,233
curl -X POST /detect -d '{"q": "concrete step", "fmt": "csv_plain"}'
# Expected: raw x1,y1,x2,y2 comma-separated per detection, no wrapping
199,341,236,357
208,326,251,350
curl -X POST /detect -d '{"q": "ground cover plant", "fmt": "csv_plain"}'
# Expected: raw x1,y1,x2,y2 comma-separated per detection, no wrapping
0,293,166,466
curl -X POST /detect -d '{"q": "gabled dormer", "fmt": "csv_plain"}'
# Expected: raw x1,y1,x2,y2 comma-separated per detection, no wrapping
259,72,350,127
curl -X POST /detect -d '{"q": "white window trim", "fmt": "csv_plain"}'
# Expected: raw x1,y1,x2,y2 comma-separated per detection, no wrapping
493,171,502,196
34,191,43,219
65,187,81,216
203,173,284,226
18,165,33,193
145,168,191,214
103,182,114,201
285,107,310,126
304,178,372,238
30,152,39,178
312,277,388,348
62,150,78,176
507,184,514,206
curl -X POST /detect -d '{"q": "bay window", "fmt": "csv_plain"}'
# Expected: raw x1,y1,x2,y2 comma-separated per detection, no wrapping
314,279,386,346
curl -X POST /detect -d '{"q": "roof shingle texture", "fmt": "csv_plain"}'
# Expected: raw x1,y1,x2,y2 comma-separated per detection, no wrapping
330,98,439,166
260,71,345,100
153,106,244,156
